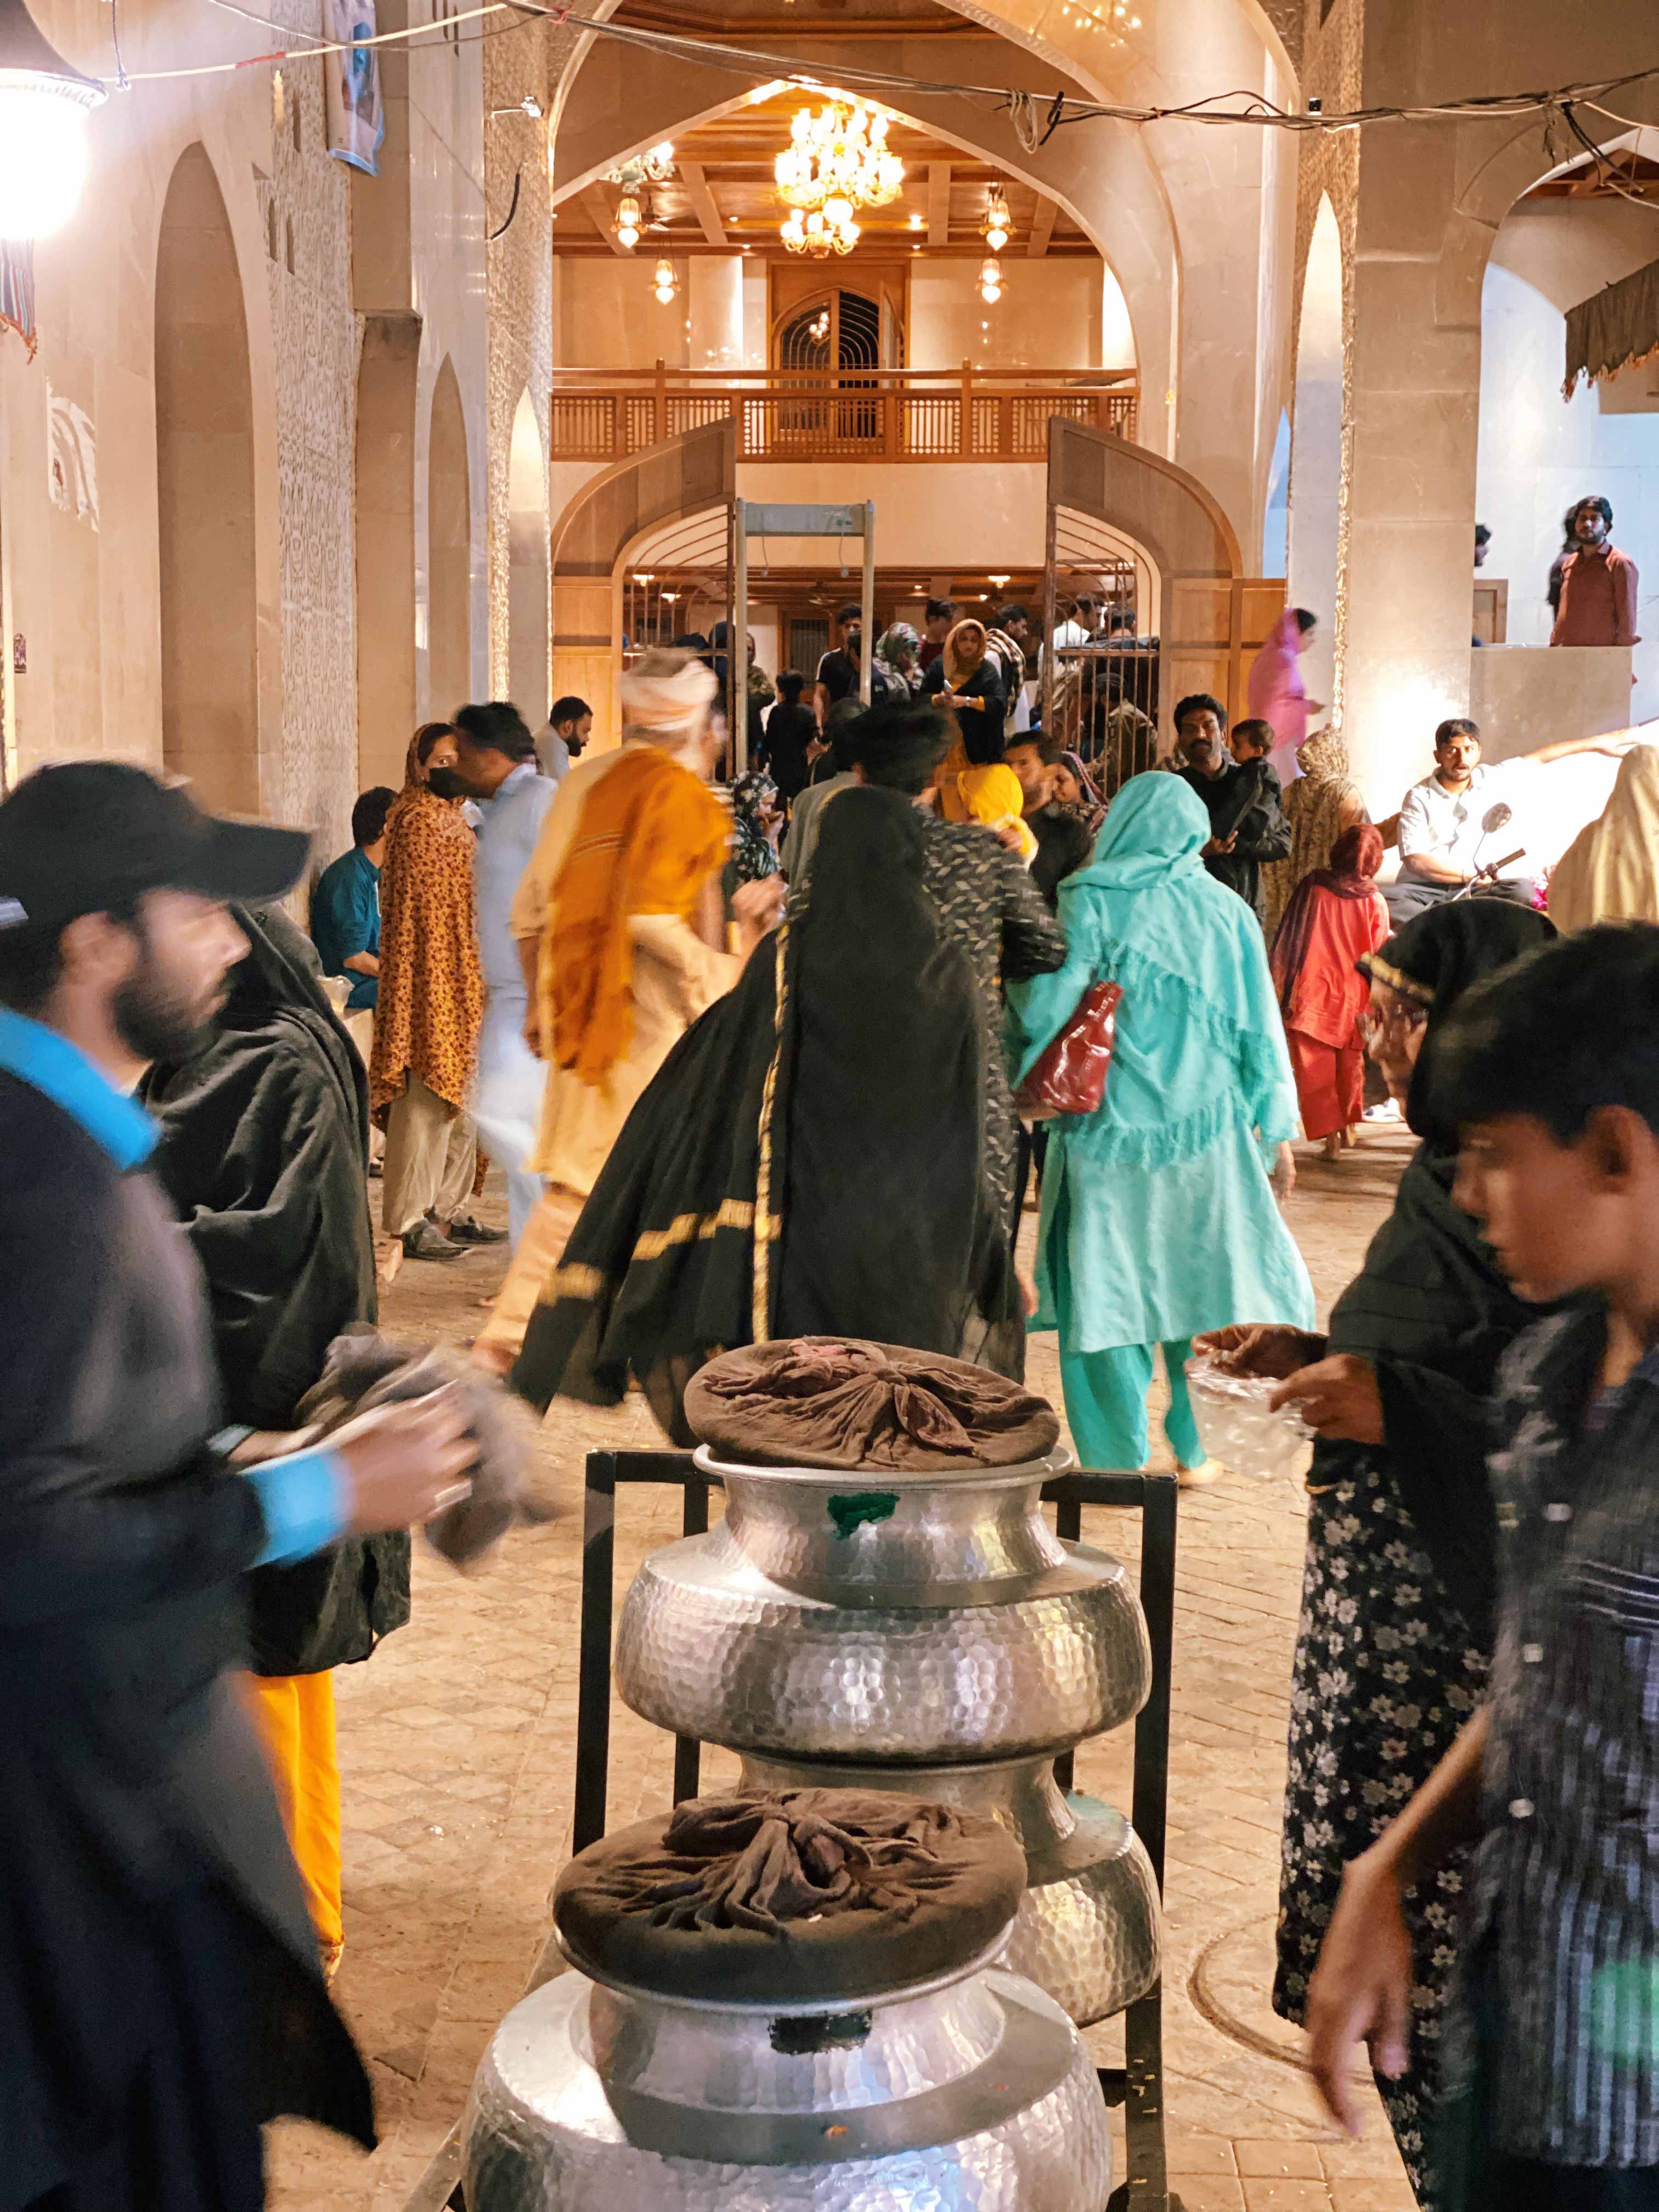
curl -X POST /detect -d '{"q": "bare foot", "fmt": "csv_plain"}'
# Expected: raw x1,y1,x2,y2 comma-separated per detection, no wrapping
1015,1263,1040,1319
1322,1133,1342,1161
470,1339,517,1378
1342,1124,1360,1148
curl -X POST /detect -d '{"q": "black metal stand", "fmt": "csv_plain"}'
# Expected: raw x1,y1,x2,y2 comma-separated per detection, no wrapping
414,1449,1182,2211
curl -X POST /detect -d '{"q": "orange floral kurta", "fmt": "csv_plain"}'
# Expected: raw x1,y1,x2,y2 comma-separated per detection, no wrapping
369,785,484,1121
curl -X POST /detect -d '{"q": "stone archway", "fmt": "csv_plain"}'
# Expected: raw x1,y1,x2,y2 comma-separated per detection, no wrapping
356,315,421,789
155,144,259,815
427,356,472,720
1288,195,1342,727
507,389,551,725
550,418,736,750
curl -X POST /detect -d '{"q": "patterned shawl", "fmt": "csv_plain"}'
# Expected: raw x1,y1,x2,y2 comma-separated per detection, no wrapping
1260,729,1362,941
369,744,484,1119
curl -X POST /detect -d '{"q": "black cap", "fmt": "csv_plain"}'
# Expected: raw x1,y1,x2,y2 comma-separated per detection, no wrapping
0,763,310,934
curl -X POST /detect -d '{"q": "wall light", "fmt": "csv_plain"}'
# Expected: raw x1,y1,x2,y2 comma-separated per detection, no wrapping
979,253,1002,304
0,0,105,242
652,255,679,305
614,191,642,250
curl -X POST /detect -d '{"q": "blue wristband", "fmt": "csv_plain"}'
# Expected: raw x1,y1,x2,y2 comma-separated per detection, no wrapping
246,1447,351,1566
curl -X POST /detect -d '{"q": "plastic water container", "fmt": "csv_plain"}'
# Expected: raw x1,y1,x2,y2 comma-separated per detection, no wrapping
1184,1354,1313,1481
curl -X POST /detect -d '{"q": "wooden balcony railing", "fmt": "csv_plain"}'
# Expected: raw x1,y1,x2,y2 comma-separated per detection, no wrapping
548,364,1138,465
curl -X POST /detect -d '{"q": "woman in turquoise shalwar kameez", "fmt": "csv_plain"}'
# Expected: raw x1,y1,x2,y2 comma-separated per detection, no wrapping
1007,773,1314,1472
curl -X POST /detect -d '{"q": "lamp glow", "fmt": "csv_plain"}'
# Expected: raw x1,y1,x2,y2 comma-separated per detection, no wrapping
652,255,679,304
614,191,642,250
979,253,1002,303
0,0,105,243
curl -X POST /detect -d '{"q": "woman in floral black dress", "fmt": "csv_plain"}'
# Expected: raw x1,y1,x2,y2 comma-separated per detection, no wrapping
1198,902,1554,2207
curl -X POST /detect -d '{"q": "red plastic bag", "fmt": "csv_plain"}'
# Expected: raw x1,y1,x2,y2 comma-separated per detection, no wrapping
1013,980,1122,1122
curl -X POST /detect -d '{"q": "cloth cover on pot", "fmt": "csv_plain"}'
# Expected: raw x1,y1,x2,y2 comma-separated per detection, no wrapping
555,1789,1026,2004
684,1336,1059,1471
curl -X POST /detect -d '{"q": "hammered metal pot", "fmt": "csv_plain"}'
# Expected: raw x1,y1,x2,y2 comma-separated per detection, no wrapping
615,1447,1152,1762
738,1751,1161,2025
463,1957,1113,2211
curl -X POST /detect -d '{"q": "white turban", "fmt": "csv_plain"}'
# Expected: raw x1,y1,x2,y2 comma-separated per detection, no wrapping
620,648,719,748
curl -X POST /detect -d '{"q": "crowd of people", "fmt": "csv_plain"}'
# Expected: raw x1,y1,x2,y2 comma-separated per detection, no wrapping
7,575,1659,2210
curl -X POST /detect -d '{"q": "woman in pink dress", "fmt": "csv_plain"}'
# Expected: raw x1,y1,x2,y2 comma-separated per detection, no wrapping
1247,608,1324,783
1268,823,1387,1156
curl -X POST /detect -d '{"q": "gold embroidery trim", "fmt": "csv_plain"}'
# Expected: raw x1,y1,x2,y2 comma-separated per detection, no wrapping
751,923,789,1346
1360,952,1434,1005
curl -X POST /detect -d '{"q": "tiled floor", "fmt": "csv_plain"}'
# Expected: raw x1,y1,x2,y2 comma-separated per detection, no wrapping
265,1128,1421,2211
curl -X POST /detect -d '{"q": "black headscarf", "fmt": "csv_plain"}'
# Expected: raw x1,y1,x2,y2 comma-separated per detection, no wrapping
1323,899,1557,1641
511,785,1021,1440
1362,898,1556,1147
142,904,408,1674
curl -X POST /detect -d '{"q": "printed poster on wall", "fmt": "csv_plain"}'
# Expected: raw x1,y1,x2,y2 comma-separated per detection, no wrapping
324,0,385,177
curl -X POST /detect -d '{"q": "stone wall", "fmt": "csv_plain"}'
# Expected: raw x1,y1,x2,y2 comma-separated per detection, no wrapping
262,36,362,860
484,15,561,705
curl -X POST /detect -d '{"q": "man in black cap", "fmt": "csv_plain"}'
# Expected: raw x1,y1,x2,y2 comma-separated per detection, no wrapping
0,761,478,2211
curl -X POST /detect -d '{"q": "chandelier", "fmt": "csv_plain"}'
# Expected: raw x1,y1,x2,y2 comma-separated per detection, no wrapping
981,183,1011,253
774,97,902,215
780,201,859,257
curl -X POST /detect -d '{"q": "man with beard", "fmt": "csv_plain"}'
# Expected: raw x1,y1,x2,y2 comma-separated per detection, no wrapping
1171,696,1291,927
0,761,477,2210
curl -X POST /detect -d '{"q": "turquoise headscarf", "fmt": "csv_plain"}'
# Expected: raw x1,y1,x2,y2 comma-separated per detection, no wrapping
1081,770,1208,890
1008,771,1297,1142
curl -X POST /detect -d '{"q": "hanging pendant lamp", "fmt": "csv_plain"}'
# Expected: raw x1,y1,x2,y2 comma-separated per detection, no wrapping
0,0,104,242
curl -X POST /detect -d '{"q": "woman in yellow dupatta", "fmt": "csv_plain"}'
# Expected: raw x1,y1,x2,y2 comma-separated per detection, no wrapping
921,619,1014,829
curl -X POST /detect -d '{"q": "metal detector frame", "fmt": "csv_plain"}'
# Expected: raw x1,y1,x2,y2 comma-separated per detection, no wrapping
729,498,874,771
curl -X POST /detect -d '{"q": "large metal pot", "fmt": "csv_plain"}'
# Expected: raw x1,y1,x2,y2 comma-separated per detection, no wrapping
463,1949,1113,2211
739,1751,1160,2024
616,1447,1151,1762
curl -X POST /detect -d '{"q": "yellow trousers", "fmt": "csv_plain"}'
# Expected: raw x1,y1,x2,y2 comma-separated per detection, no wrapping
242,1671,344,1970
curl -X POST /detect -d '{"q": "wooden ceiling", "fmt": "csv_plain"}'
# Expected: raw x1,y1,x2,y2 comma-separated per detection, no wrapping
557,86,1097,259
1525,146,1659,203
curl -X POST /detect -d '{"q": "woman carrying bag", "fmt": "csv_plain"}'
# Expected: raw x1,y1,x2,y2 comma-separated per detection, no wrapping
1007,772,1313,1478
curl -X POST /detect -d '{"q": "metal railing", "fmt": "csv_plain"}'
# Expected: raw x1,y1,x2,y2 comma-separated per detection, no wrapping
548,363,1139,464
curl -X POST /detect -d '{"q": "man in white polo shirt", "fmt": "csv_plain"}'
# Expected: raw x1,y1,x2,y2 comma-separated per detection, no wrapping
1386,716,1633,924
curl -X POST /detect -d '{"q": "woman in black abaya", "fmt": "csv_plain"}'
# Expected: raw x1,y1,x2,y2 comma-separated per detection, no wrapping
142,904,409,1977
511,783,1022,1440
1196,900,1555,2209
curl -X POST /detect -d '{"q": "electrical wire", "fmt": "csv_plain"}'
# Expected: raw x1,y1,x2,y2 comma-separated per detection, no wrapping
106,0,1659,160
203,0,331,52
1559,98,1659,214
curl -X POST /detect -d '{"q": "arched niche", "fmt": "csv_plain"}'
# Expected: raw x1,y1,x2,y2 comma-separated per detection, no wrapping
155,144,259,815
356,315,420,790
550,419,736,750
1288,195,1342,724
507,390,551,726
427,357,473,720
1047,416,1282,737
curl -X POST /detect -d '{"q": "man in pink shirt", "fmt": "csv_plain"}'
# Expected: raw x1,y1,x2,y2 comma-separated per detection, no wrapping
1550,495,1640,648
